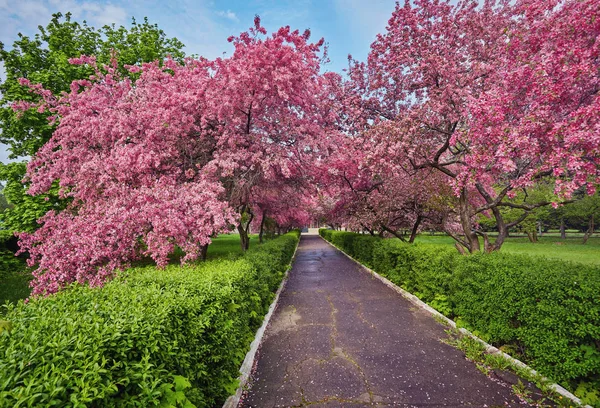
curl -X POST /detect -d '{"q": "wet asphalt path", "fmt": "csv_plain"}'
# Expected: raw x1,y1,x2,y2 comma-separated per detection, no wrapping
239,235,530,407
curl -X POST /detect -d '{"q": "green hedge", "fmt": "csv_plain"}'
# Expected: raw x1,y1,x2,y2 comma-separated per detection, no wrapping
0,248,31,309
0,231,299,407
319,229,600,391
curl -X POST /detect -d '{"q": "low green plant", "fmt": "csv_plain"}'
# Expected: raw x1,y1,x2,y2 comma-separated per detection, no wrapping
575,379,600,407
0,231,299,407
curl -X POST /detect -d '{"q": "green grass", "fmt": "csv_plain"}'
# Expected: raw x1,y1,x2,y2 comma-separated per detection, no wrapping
0,233,261,312
414,234,600,266
206,233,260,260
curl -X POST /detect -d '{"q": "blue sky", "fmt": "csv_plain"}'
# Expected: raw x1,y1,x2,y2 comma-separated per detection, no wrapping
0,0,397,164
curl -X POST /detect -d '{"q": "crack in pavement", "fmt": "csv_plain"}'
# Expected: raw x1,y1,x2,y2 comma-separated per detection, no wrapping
347,291,377,331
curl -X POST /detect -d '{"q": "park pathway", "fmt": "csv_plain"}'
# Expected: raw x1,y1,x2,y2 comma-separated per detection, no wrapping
239,235,534,407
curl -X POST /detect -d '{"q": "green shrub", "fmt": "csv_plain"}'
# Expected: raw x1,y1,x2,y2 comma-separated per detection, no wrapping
0,248,25,281
452,252,600,385
319,230,600,392
0,249,31,309
0,232,299,407
318,228,333,242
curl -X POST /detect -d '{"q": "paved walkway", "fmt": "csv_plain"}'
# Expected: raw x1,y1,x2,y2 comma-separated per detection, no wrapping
240,235,533,407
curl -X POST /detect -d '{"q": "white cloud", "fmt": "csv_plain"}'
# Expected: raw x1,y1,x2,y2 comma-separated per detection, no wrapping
215,9,239,22
47,0,128,26
0,0,129,52
5,0,51,22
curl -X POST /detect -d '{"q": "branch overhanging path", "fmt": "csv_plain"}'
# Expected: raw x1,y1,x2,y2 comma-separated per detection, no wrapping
240,234,539,407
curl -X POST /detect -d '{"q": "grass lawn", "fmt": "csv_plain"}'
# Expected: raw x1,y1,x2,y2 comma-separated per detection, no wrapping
0,233,261,312
206,233,260,260
414,234,600,266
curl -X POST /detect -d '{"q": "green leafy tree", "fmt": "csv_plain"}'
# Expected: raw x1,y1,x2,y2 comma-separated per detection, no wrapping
0,183,9,213
563,192,600,244
0,162,62,233
0,12,185,234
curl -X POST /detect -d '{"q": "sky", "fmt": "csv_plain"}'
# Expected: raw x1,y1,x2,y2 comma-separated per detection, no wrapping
0,0,398,164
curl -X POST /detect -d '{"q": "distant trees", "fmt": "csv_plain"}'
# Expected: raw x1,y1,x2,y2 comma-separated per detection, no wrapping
563,194,600,243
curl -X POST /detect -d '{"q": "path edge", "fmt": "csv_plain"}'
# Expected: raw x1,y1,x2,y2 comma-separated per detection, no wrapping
222,236,301,408
320,235,589,408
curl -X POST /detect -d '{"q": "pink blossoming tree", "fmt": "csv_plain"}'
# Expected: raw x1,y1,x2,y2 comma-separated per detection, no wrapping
358,0,599,252
17,19,336,294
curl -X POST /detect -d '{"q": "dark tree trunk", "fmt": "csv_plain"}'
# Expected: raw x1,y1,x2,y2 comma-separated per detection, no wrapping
237,223,250,251
237,207,254,252
360,223,375,236
560,218,566,239
381,225,407,242
526,232,538,243
199,244,209,261
408,215,423,243
259,209,267,244
458,189,480,253
455,242,468,255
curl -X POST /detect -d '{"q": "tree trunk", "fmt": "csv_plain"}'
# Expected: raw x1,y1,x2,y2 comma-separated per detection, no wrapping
583,214,594,244
458,189,480,253
408,215,423,243
455,242,467,255
237,207,254,252
199,244,209,261
237,223,250,251
361,223,375,236
381,225,407,242
259,209,267,244
488,201,509,252
481,233,492,252
560,218,566,239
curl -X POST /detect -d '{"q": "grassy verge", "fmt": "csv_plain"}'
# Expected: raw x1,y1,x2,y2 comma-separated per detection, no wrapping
206,234,260,260
443,330,576,407
414,235,600,266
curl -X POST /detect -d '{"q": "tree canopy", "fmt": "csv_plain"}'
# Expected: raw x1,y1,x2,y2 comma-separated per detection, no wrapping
0,12,186,234
4,0,600,294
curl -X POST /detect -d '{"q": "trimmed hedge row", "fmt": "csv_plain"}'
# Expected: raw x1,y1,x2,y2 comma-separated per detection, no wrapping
319,229,600,389
0,231,299,407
